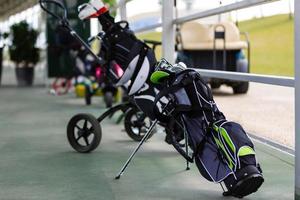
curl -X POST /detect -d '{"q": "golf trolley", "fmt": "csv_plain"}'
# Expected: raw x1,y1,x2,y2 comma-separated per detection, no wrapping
41,1,264,198
40,0,156,153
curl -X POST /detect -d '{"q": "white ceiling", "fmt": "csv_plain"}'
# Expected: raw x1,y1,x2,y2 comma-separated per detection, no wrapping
0,0,37,19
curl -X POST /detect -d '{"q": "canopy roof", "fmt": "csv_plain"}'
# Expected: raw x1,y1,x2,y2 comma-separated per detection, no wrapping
0,0,37,19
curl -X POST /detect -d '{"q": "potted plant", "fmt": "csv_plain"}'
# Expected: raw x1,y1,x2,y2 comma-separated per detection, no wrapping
8,21,40,86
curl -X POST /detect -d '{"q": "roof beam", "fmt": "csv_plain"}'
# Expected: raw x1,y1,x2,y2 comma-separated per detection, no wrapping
0,0,37,20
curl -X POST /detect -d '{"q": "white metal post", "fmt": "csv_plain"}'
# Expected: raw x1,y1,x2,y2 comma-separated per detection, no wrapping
295,0,300,199
162,0,175,63
119,0,127,21
289,0,293,19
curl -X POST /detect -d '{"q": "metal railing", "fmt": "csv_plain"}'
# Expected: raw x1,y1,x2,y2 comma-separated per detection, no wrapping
175,0,279,24
118,0,299,198
197,69,294,87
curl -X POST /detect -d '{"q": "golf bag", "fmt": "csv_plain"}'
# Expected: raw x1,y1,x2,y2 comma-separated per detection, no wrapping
152,67,264,198
95,13,159,119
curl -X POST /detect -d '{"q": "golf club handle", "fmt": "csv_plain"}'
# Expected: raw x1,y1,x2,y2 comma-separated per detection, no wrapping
115,119,159,179
69,30,102,63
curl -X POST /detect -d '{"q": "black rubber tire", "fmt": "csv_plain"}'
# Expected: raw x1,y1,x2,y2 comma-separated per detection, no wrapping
67,113,102,153
210,82,221,89
233,58,249,94
124,109,155,141
85,86,92,105
233,82,249,94
104,91,114,108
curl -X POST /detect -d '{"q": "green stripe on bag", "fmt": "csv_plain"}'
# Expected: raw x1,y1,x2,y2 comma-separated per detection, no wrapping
238,146,256,157
220,127,236,153
212,136,235,170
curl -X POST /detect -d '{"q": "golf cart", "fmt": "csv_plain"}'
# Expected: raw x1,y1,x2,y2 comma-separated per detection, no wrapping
176,21,250,94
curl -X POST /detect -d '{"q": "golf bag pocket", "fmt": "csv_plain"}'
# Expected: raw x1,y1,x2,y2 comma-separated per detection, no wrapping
211,120,264,197
173,88,192,111
113,39,144,70
182,115,233,183
212,121,257,170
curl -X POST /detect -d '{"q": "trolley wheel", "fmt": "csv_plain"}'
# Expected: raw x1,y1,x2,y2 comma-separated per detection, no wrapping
104,91,114,108
210,82,221,89
233,82,249,94
67,113,102,153
85,86,92,105
124,109,155,141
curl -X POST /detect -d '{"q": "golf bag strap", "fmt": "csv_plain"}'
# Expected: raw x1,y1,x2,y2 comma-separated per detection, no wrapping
193,72,214,101
175,70,214,102
180,70,215,102
127,43,149,93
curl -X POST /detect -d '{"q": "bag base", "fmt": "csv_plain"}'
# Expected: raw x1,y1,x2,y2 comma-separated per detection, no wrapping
223,165,264,198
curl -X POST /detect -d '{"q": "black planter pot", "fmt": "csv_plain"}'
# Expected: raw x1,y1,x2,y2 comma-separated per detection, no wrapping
15,67,34,87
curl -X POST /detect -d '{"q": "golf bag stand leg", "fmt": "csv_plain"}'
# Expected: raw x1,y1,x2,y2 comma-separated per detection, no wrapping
182,119,190,170
115,119,158,179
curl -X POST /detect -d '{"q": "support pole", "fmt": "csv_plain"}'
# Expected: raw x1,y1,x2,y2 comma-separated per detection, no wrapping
115,120,158,179
295,0,300,199
162,0,175,63
289,0,293,19
119,0,127,21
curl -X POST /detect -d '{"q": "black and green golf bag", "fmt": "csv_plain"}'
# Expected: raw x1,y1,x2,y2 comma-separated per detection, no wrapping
152,67,264,198
97,12,264,198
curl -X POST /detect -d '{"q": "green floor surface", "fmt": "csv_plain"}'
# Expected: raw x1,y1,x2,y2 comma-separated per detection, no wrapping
0,87,294,200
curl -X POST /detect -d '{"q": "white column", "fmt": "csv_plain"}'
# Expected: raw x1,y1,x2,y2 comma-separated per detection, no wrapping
119,0,127,21
295,0,300,199
162,0,175,64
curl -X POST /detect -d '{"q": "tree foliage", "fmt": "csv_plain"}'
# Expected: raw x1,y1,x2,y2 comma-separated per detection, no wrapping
103,0,117,8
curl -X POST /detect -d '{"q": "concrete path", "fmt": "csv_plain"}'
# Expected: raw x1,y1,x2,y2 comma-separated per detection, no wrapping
214,83,294,148
0,87,294,200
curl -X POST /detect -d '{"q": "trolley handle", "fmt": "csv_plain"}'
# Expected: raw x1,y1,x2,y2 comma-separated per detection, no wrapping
39,0,120,81
39,0,68,23
144,40,162,51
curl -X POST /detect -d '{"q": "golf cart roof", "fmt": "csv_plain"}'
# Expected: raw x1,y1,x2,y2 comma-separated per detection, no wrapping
179,21,248,50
